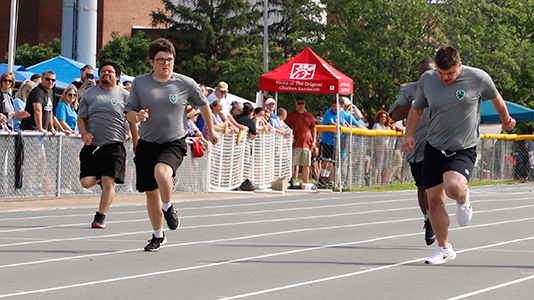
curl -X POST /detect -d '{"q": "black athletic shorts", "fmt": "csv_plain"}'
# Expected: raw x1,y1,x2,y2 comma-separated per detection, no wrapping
79,143,126,184
319,142,335,162
422,142,476,190
134,137,187,192
409,161,424,188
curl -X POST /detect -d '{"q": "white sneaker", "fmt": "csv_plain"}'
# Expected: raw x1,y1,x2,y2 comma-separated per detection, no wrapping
425,243,457,265
456,189,473,227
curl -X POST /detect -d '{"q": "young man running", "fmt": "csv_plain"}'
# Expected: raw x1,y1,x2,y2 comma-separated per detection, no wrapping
402,45,515,264
125,38,219,252
390,58,436,246
78,61,130,229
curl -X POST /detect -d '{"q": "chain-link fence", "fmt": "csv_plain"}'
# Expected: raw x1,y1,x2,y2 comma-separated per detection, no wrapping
316,126,525,190
0,130,293,199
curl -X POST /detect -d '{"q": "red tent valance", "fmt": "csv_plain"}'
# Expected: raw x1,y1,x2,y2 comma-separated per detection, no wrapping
260,47,353,95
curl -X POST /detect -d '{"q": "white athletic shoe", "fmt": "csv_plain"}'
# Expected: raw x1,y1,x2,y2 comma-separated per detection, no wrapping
456,189,473,227
425,243,457,265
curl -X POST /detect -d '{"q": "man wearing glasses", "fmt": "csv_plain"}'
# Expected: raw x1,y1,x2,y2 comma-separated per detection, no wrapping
125,38,219,252
78,61,130,229
285,97,316,186
21,70,60,136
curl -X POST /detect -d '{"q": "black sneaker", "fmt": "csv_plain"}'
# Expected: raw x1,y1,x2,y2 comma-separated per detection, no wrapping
91,211,107,229
163,204,180,230
144,233,167,252
424,219,435,246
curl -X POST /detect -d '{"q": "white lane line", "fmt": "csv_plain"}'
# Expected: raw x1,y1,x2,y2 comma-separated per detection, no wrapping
445,274,534,300
2,198,534,236
2,229,533,299
0,194,399,222
0,217,420,270
0,197,424,233
1,210,534,273
218,235,534,300
0,188,529,221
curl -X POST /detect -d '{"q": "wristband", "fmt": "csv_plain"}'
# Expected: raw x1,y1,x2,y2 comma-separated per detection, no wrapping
136,115,140,122
82,133,88,140
503,118,513,126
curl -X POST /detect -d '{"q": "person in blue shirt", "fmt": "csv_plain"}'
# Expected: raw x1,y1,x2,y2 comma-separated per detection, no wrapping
317,99,346,186
56,84,79,135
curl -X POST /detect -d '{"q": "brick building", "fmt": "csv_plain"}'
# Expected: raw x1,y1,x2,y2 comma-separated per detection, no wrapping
0,0,165,63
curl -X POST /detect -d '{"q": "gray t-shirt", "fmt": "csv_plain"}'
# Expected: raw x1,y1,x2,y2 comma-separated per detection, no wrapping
389,81,429,163
413,65,499,151
78,85,129,146
124,72,208,144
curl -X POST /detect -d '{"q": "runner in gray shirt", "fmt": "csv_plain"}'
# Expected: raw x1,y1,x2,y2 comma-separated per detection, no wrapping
402,45,516,265
78,61,130,229
390,58,436,246
125,38,219,252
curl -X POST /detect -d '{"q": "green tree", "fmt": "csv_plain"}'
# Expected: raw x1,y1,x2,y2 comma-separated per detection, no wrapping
151,0,262,84
436,0,534,133
97,31,153,76
318,0,445,120
263,0,327,58
8,38,61,67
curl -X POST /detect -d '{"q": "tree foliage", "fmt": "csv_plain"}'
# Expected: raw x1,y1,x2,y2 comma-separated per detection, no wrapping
97,31,153,76
150,0,262,84
8,38,61,67
106,0,534,128
317,0,445,119
263,0,327,58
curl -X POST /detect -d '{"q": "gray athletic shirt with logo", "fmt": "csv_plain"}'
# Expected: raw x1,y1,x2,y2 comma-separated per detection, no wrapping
412,65,499,152
124,72,208,144
78,85,129,146
389,81,429,163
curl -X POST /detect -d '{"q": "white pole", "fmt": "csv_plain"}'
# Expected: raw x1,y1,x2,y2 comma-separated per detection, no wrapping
77,0,98,67
61,0,77,59
263,0,268,74
7,0,19,73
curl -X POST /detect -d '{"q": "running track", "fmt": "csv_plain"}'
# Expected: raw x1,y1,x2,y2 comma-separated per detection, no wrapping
0,184,533,299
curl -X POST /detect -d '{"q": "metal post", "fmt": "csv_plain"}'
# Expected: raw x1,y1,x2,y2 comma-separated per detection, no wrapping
7,0,19,73
263,0,268,74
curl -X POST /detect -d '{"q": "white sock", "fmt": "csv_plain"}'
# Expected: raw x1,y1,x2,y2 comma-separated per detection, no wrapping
324,170,330,178
162,202,172,212
154,228,164,238
320,169,326,177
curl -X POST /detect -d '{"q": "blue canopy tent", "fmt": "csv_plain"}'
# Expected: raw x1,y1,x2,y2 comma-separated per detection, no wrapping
481,100,534,123
27,56,134,87
0,64,34,81
26,56,98,89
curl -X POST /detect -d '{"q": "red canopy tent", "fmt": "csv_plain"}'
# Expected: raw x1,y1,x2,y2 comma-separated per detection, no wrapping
259,47,353,95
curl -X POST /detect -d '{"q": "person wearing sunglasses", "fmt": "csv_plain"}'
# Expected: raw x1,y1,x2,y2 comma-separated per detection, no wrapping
56,84,79,135
285,97,317,186
20,70,62,136
1,72,30,131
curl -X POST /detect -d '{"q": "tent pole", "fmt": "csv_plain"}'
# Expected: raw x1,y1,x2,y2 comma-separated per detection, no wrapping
336,94,342,193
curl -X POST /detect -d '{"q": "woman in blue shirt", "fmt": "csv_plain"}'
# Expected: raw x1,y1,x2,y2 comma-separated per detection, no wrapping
56,84,79,135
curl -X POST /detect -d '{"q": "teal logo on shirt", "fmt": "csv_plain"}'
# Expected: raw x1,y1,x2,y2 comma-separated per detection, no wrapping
456,90,466,100
111,98,118,106
170,94,178,104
